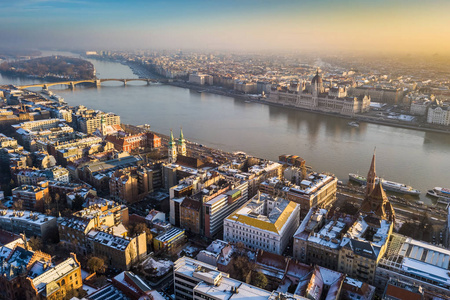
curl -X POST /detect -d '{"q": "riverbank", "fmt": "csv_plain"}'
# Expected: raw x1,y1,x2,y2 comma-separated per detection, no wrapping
93,57,450,135
169,81,450,135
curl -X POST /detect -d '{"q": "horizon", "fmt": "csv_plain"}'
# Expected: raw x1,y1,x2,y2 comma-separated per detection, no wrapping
1,0,450,55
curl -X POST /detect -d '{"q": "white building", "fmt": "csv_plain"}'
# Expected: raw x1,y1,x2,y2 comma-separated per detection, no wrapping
223,192,300,255
189,73,213,85
427,104,450,125
375,234,450,298
173,257,302,300
410,99,430,116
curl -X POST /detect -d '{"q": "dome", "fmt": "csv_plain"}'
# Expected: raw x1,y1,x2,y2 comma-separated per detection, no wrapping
311,70,322,85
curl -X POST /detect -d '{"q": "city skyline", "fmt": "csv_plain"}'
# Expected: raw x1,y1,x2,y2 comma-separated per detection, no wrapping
1,0,450,54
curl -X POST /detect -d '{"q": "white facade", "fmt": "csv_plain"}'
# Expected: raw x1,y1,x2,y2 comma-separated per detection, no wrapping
427,105,450,125
189,73,213,85
223,192,300,255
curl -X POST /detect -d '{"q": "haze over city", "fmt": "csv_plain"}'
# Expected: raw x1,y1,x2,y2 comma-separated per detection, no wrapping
2,0,450,54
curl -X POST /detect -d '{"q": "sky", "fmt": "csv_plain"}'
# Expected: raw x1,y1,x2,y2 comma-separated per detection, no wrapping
1,0,450,54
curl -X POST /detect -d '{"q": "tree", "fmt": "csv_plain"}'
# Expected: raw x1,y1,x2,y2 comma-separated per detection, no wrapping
87,256,106,274
73,194,84,211
133,222,153,244
251,271,268,289
65,287,87,300
29,237,43,251
12,199,23,210
228,255,256,282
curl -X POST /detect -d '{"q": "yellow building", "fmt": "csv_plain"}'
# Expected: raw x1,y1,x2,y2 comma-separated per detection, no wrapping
153,227,186,252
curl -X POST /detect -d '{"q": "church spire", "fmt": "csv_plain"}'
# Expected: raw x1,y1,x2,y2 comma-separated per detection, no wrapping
178,127,187,156
168,129,177,163
169,129,175,146
366,147,377,197
179,127,185,144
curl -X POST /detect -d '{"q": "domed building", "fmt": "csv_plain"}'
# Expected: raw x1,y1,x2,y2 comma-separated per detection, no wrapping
311,69,324,95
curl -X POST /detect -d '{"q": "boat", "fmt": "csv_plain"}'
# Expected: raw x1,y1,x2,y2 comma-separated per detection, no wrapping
41,90,53,96
347,121,359,127
348,173,421,195
427,187,450,201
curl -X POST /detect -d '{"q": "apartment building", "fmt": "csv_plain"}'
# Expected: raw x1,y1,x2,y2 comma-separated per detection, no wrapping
0,209,57,241
12,184,49,212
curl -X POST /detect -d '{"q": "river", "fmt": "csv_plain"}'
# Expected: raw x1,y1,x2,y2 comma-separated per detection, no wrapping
1,51,449,204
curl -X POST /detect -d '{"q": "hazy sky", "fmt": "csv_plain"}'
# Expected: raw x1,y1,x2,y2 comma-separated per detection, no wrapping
1,0,450,54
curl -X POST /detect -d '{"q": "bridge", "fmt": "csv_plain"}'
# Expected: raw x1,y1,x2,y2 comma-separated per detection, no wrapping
18,78,168,90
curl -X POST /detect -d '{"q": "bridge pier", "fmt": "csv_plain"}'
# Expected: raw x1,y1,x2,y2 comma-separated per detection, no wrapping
95,79,101,87
123,79,127,86
42,84,49,90
147,79,151,85
69,82,75,90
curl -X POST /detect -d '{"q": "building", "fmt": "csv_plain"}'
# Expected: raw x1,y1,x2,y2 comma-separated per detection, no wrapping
427,101,450,126
293,207,328,263
260,173,338,216
77,111,120,135
0,209,57,241
105,131,161,152
168,129,177,163
0,238,81,300
58,198,129,254
153,227,186,252
375,234,450,298
173,257,275,300
109,169,138,204
15,166,69,186
268,71,371,116
178,128,187,156
12,184,49,212
24,253,82,300
224,192,300,255
382,279,424,300
349,86,404,104
204,181,249,238
338,215,393,284
88,271,165,300
179,196,202,234
189,73,214,85
89,230,147,271
410,99,431,116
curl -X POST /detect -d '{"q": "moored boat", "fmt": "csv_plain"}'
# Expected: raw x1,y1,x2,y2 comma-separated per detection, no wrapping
347,121,359,127
348,173,420,195
427,187,450,201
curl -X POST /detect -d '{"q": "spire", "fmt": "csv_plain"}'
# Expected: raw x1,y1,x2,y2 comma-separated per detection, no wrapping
178,127,185,144
168,129,177,163
177,127,187,156
366,147,377,197
169,129,175,147
316,68,319,76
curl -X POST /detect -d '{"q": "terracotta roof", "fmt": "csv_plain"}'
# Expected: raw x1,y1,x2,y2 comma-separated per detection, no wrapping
384,284,423,300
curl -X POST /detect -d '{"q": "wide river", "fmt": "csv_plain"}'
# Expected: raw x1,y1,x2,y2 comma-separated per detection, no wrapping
1,51,449,204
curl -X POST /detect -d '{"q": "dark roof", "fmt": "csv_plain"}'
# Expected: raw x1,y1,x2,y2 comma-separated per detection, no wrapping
180,197,202,211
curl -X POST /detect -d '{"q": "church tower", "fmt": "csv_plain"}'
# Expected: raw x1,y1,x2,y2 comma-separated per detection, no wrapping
101,114,107,136
360,148,395,222
366,148,377,197
178,127,186,157
168,129,177,163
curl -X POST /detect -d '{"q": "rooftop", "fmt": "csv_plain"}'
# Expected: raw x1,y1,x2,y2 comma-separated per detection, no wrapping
225,193,299,234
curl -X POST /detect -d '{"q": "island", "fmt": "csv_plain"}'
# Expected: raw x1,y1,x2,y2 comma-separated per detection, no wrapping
0,55,95,81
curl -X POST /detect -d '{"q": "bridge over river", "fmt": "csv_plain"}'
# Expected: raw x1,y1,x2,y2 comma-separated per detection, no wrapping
18,78,169,90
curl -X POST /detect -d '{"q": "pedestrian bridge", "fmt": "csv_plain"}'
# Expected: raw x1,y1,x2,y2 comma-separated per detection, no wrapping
18,78,168,90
